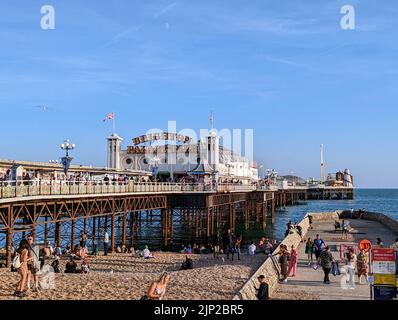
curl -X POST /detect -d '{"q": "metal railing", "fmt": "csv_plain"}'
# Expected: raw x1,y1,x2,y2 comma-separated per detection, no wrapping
0,180,260,199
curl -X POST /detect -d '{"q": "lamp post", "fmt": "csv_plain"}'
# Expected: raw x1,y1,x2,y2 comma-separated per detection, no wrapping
60,139,76,176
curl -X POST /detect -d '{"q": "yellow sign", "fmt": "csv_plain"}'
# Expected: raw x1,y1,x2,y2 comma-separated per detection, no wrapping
374,274,396,286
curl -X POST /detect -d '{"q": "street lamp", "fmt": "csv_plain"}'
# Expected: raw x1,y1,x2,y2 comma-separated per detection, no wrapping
60,139,76,175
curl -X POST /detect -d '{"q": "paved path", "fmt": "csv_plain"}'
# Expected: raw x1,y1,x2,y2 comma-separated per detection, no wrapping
275,218,397,300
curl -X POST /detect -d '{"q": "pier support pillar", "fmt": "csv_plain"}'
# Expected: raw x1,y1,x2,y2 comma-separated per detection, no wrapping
271,198,275,224
6,228,13,268
122,207,127,248
262,202,267,230
111,200,115,253
71,220,75,251
55,222,61,247
206,207,211,238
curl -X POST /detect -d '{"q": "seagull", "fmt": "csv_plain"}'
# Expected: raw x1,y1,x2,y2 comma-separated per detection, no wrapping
34,105,50,112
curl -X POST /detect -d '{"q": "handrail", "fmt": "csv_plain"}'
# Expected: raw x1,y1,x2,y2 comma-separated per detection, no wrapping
0,179,339,200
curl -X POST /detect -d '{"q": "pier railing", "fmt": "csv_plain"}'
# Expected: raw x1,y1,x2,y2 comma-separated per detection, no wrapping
0,180,259,199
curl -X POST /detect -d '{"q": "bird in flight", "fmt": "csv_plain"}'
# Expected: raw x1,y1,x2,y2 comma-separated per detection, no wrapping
34,105,50,112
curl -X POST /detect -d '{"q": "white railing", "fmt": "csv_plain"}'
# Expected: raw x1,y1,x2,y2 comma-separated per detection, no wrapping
0,180,261,199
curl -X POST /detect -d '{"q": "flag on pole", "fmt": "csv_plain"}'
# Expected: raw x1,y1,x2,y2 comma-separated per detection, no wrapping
103,112,115,122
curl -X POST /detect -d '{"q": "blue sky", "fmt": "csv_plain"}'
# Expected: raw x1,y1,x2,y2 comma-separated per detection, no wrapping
0,0,397,188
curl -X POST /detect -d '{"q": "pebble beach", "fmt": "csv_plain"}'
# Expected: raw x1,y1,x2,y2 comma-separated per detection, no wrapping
0,252,269,300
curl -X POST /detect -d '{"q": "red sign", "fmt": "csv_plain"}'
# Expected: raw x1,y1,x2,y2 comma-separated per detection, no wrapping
358,239,372,253
372,248,395,262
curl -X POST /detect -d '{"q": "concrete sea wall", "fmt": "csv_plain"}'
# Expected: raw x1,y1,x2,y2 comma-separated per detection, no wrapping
234,210,397,300
339,210,398,235
233,212,339,300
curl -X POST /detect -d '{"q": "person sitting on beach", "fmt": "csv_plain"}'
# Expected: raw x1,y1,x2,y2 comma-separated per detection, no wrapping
54,245,62,257
116,246,122,254
44,241,54,256
65,257,78,273
183,245,193,255
64,243,72,256
147,272,170,300
143,245,155,259
180,256,193,270
248,241,256,256
129,246,136,257
81,259,90,274
199,244,208,254
192,244,200,255
258,237,266,251
264,241,273,256
51,258,61,273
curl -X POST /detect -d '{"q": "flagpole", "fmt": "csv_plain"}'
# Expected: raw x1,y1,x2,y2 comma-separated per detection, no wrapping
113,113,116,134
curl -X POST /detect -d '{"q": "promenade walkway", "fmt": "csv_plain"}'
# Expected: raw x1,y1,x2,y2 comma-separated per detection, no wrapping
275,218,397,300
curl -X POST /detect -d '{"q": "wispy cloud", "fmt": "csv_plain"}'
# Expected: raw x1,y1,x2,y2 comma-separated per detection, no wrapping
108,2,178,45
235,17,322,35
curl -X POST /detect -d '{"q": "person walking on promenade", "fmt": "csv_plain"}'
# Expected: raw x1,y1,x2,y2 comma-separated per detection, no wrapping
341,220,349,240
320,246,334,284
308,214,313,230
14,239,33,298
305,238,314,265
104,231,109,256
256,275,269,300
147,272,170,300
273,245,290,283
357,249,369,284
27,234,41,292
313,234,326,266
346,247,357,287
288,245,298,277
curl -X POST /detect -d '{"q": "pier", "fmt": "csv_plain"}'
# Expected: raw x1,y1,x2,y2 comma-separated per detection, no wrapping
0,179,353,268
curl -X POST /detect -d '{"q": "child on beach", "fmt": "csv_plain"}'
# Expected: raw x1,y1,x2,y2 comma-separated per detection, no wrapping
81,259,90,274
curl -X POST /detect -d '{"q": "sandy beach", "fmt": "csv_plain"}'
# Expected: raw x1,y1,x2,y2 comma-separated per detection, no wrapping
0,252,268,300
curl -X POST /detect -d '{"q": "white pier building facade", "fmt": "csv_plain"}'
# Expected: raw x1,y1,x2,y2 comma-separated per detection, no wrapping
107,130,259,184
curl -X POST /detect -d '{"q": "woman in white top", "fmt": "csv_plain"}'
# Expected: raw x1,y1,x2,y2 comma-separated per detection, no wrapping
147,272,170,300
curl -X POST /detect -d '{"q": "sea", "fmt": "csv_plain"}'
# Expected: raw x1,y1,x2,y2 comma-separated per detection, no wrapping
259,188,398,241
1,189,397,250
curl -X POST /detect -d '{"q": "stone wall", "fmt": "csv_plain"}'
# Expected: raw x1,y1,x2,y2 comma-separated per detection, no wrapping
233,212,338,300
339,210,398,235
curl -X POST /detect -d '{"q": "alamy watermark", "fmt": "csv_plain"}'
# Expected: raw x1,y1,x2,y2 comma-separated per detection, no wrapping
41,5,56,30
139,121,254,167
340,5,356,30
